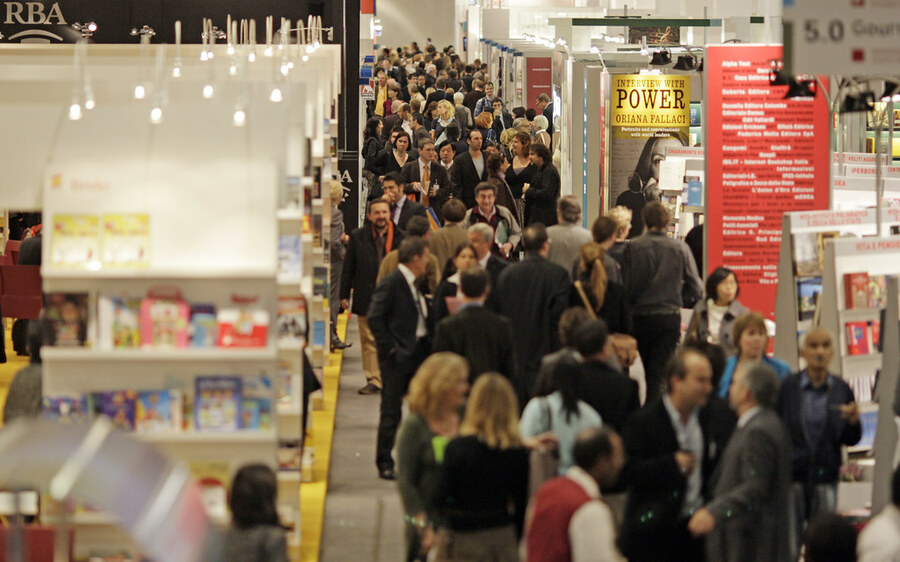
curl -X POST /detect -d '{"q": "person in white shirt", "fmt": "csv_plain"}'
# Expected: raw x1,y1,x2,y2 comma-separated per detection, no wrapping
858,466,900,562
525,426,627,562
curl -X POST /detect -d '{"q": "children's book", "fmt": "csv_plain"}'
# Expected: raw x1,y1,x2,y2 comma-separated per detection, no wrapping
92,391,137,431
241,375,273,430
43,394,91,424
97,295,142,349
101,213,150,267
49,214,99,268
194,376,242,431
140,288,190,348
190,304,218,348
217,307,269,348
43,293,89,347
135,389,183,433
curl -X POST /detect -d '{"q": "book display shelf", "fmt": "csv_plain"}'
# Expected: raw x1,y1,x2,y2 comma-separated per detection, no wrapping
0,35,340,560
659,146,705,238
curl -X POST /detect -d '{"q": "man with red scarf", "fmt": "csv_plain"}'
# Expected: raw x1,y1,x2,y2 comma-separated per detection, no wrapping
341,199,407,395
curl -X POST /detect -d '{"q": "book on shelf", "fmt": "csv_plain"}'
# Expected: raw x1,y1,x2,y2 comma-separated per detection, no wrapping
92,390,137,431
241,375,273,431
135,389,184,434
101,213,150,267
312,320,326,347
42,394,91,424
868,275,888,309
848,372,877,403
278,439,302,471
871,319,881,348
844,272,871,309
49,213,100,268
139,288,190,348
194,376,242,431
796,277,823,322
684,176,702,207
792,231,838,278
188,460,231,522
284,176,301,209
216,306,270,348
277,296,307,344
278,235,302,277
276,367,302,412
189,304,218,348
43,293,89,347
312,266,328,298
97,295,142,349
857,410,878,450
845,321,871,355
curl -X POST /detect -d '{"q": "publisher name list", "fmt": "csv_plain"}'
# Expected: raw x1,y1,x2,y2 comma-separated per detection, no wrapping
714,59,822,285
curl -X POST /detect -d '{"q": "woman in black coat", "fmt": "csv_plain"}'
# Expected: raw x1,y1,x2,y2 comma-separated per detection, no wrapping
362,117,385,175
522,143,559,227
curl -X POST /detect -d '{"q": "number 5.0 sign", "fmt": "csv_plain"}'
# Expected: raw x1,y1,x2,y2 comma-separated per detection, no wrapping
784,0,900,74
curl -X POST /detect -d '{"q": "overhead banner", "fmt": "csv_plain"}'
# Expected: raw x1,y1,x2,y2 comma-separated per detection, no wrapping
706,44,830,321
606,74,690,236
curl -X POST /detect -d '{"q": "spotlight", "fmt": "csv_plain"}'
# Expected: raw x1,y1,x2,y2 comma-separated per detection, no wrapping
133,84,146,99
769,69,790,86
233,108,247,127
649,49,671,66
840,91,875,113
202,84,214,99
68,103,83,121
269,87,283,103
150,106,163,124
784,78,817,99
673,54,695,71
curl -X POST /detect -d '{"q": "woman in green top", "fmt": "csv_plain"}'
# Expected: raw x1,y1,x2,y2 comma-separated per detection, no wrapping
395,352,470,562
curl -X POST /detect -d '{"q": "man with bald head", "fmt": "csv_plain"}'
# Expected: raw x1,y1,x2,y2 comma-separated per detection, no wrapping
775,328,861,556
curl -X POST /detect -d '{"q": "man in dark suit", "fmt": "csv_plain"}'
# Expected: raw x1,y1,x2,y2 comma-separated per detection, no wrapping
688,364,793,562
496,225,570,408
449,129,488,208
340,199,407,395
381,172,427,231
432,268,516,383
466,223,507,310
571,319,640,433
537,93,554,136
619,347,736,562
400,139,451,222
425,77,448,109
367,238,434,480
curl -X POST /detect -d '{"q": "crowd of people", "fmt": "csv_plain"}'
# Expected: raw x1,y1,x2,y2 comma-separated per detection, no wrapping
332,41,899,562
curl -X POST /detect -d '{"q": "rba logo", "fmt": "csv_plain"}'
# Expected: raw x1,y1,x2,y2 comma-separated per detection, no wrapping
4,2,66,25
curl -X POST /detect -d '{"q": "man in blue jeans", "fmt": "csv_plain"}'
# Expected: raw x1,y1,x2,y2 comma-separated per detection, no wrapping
623,202,702,404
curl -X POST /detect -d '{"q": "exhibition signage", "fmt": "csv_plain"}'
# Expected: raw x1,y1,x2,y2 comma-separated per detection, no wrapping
706,44,830,320
525,57,552,112
605,74,690,232
784,0,900,74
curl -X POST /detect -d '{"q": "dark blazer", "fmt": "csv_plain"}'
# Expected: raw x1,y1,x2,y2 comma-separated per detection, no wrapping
573,360,639,432
524,161,559,227
543,102,554,136
426,89,447,109
340,224,407,315
619,397,736,561
496,255,570,406
432,305,517,383
484,255,508,311
367,269,432,371
775,372,861,485
705,408,793,562
505,162,537,199
395,199,428,230
463,90,484,115
381,114,402,139
449,151,488,208
400,159,451,220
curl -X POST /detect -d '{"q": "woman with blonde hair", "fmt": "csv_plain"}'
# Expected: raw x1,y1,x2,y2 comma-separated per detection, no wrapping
433,374,529,562
396,352,470,562
606,206,632,264
432,100,458,145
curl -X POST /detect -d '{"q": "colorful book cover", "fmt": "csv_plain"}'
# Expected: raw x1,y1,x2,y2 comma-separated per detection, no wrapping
43,293,89,347
857,410,878,449
816,231,839,275
279,235,302,277
685,177,703,207
140,292,190,348
92,390,137,431
188,460,231,521
190,304,218,348
792,232,820,277
135,389,183,433
241,375,273,430
312,320,326,347
312,266,328,297
846,321,870,355
797,278,823,322
278,439,303,471
277,296,307,343
844,273,871,309
217,307,270,347
50,214,100,268
98,295,142,349
43,394,91,424
870,319,881,348
101,213,150,267
868,275,888,309
194,376,242,431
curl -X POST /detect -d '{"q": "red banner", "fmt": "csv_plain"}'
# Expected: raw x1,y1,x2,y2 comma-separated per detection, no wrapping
525,56,552,113
706,45,830,320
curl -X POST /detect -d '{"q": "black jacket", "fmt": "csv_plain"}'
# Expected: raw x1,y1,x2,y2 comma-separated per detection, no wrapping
395,199,428,231
524,161,559,227
340,224,406,315
400,159,451,221
573,360,640,433
619,396,736,561
449,151,488,208
363,136,385,175
367,269,433,370
776,372,861,485
432,305,517,383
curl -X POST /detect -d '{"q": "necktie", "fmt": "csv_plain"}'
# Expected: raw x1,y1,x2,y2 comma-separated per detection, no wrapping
422,164,431,208
390,203,398,223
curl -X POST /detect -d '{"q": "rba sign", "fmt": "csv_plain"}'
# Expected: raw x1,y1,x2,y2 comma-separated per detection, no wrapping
4,2,66,25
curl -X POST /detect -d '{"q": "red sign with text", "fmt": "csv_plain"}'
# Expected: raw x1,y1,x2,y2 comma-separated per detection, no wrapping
525,56,552,112
706,45,830,320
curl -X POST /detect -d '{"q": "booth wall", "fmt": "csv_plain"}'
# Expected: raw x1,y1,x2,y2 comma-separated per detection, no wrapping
376,0,455,51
